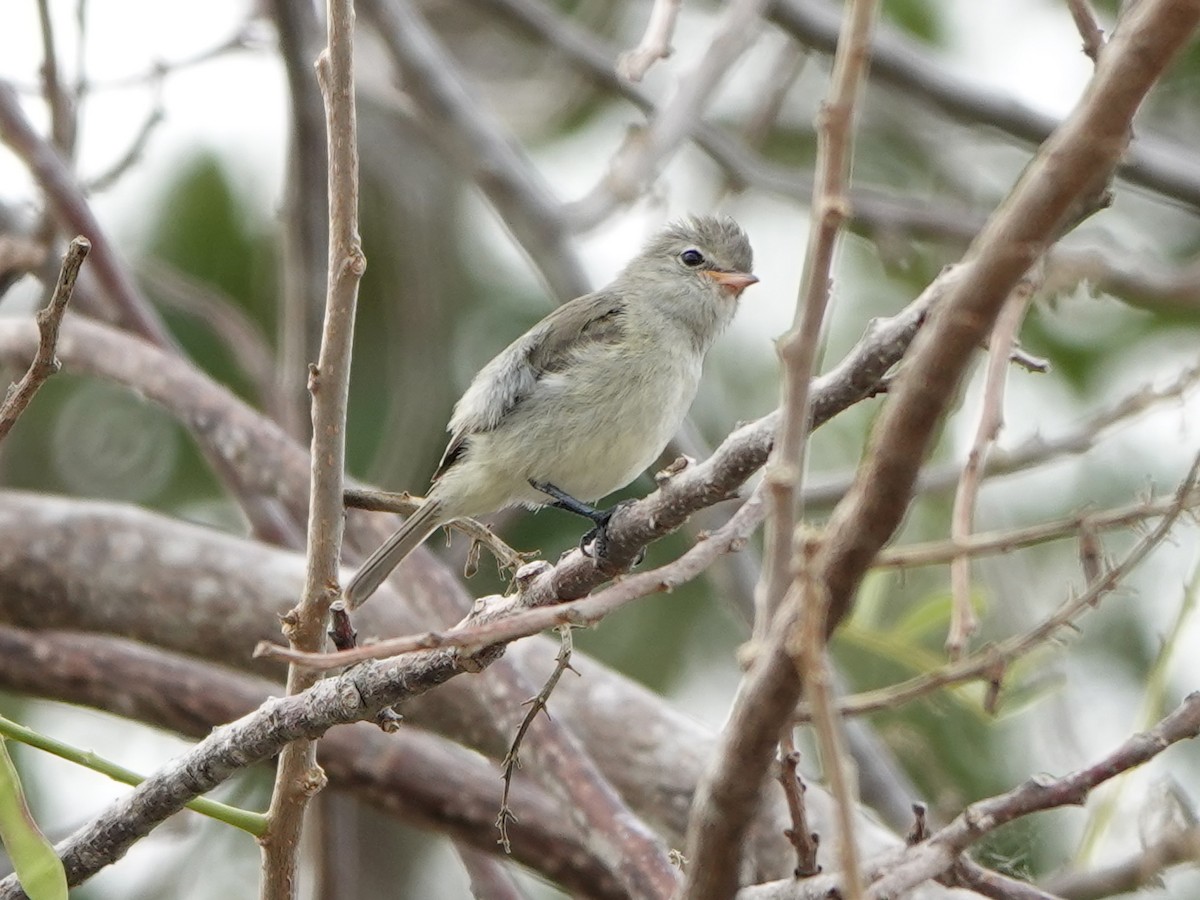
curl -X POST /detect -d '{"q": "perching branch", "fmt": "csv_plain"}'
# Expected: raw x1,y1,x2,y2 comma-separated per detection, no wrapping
256,277,938,671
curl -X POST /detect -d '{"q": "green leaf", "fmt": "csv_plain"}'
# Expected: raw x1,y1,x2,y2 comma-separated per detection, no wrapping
0,737,67,900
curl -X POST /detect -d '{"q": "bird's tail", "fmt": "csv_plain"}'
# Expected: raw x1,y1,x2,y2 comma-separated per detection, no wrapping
344,498,445,609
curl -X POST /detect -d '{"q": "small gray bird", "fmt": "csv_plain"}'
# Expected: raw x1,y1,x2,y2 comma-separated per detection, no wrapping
345,216,756,608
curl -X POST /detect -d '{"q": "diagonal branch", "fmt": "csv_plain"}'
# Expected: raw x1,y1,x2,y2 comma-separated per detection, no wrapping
682,3,1200,897
867,692,1200,897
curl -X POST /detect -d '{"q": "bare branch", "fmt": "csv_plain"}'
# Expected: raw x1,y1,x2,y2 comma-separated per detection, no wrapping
767,0,1200,213
0,627,628,900
1041,824,1200,899
791,535,865,899
0,236,87,442
682,3,1200,894
755,0,879,642
261,0,366,893
866,692,1200,897
806,361,1200,510
945,857,1065,900
803,459,1199,721
267,0,330,438
617,0,682,82
456,844,529,900
568,0,771,229
877,486,1200,571
777,746,821,877
138,258,289,419
948,279,1035,658
1065,0,1107,64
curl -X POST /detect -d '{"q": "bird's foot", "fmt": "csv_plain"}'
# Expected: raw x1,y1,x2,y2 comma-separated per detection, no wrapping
576,500,642,564
529,481,642,565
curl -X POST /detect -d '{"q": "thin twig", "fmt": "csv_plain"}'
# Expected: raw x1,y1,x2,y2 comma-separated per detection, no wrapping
866,692,1200,897
947,279,1035,658
85,99,165,194
767,0,1200,213
806,361,1200,510
0,236,88,443
359,0,587,301
568,0,771,229
876,485,1200,570
617,0,682,82
457,844,529,900
1041,823,1200,899
260,0,365,895
268,0,329,439
777,744,821,877
790,532,865,899
798,456,1200,722
945,857,1064,900
36,0,76,160
497,626,578,853
0,82,171,348
138,257,288,418
1066,0,1107,63
754,0,879,642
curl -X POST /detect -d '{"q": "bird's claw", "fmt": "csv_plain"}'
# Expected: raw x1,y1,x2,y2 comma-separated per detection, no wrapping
578,500,642,565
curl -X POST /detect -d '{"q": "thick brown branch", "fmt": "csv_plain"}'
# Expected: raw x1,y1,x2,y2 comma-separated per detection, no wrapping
681,3,1200,895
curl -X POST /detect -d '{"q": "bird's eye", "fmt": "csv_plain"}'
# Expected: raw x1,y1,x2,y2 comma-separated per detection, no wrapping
680,248,705,267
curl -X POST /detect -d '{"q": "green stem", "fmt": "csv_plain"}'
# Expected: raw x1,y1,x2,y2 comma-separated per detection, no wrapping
0,714,267,836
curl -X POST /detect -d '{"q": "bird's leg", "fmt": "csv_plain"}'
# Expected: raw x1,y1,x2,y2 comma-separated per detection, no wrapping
529,480,635,561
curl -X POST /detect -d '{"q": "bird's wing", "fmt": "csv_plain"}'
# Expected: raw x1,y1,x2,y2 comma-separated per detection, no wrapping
433,291,626,482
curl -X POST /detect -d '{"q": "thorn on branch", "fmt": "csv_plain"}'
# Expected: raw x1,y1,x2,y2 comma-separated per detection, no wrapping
906,802,928,845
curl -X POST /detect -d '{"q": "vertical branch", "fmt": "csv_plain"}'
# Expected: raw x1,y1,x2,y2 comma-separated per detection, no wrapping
754,0,880,642
260,0,365,897
792,533,864,899
946,280,1035,658
684,2,878,897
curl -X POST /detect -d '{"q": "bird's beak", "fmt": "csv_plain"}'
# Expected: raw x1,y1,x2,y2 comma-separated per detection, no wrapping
704,270,759,297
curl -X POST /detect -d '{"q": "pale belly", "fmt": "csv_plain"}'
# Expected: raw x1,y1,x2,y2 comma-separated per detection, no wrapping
437,352,701,516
